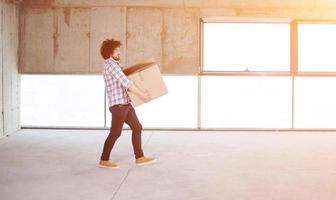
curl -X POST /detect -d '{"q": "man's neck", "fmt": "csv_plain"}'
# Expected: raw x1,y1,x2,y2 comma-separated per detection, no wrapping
109,57,123,68
110,57,120,63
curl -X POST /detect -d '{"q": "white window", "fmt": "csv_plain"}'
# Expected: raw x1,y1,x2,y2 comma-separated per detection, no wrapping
203,23,290,72
294,77,336,128
201,76,292,128
298,23,336,72
21,75,105,127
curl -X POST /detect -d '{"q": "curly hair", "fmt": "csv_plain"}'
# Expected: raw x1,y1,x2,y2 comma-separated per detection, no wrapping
100,38,122,59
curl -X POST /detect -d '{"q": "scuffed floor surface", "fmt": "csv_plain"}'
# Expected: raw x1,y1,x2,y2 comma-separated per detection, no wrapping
1,129,336,200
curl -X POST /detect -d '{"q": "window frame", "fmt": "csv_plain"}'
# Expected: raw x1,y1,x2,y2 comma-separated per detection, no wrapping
201,18,336,77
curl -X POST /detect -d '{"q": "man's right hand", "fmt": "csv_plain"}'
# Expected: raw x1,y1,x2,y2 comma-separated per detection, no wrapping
128,83,151,103
140,91,151,103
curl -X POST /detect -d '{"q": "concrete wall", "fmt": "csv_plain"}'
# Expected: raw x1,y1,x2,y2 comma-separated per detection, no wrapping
19,0,336,75
0,0,20,138
0,1,3,138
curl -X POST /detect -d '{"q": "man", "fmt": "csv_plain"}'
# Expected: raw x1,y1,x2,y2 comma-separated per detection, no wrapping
99,38,156,169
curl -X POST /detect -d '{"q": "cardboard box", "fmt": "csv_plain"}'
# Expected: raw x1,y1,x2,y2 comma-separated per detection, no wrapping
123,59,168,107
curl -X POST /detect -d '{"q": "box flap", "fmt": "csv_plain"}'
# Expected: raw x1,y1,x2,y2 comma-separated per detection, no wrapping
123,58,156,76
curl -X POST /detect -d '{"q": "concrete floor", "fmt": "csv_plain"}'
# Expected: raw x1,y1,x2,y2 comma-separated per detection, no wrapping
1,129,336,200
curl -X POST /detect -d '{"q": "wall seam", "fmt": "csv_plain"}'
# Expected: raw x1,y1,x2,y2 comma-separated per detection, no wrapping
1,2,5,136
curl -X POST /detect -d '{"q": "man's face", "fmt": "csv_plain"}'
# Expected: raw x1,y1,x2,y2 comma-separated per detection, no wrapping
111,47,121,61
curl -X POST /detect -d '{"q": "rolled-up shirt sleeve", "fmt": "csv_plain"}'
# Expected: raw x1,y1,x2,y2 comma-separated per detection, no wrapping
107,62,133,89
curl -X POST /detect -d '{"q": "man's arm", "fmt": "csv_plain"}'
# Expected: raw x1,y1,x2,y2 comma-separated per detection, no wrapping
107,62,151,103
128,83,151,103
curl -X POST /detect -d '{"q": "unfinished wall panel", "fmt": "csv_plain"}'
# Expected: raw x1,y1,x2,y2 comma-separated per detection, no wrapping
126,8,162,68
31,0,336,8
162,8,200,74
54,8,90,73
3,3,20,135
90,7,126,72
21,7,54,73
53,0,184,8
185,0,316,8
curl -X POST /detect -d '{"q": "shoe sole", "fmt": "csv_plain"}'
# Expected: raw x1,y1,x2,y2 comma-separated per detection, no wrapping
98,164,120,169
136,159,157,166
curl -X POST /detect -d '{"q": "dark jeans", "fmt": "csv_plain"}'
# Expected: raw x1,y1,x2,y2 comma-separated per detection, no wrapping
101,103,144,160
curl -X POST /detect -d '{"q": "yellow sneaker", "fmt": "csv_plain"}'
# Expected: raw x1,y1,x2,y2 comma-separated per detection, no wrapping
98,160,120,169
135,156,157,166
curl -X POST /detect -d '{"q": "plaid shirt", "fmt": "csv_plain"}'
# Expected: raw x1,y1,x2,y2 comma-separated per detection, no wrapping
103,58,133,107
